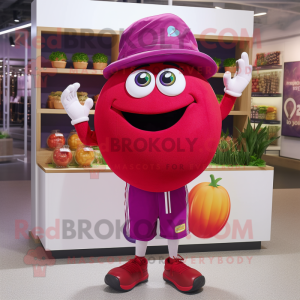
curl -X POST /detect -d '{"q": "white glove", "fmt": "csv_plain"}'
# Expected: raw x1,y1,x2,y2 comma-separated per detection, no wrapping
223,52,252,98
61,82,93,125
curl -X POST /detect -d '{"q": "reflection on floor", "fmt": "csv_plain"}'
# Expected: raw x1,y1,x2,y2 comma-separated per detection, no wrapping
0,140,31,181
0,181,299,300
273,165,300,189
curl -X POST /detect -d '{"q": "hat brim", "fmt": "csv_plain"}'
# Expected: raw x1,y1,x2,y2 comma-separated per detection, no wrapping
103,49,218,80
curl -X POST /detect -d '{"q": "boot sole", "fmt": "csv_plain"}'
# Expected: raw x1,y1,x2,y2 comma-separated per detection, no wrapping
163,275,205,293
105,274,148,292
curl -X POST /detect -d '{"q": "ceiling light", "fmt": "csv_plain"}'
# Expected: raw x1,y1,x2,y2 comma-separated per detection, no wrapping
0,23,31,36
19,68,22,71
254,12,267,16
14,74,17,77
215,6,223,9
13,10,20,22
9,36,15,47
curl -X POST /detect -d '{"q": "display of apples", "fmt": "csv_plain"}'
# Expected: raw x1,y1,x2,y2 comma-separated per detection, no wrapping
67,132,84,150
52,146,73,167
75,146,95,167
47,131,65,149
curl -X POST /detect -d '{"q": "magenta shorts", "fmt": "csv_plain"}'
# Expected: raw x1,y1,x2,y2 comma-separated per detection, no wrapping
124,184,189,241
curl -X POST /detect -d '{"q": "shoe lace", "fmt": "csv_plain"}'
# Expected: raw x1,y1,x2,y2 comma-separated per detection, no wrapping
170,255,190,276
120,257,144,275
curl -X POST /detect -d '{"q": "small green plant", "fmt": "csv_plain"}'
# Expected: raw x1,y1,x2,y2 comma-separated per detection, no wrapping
49,51,67,61
0,131,10,139
211,118,280,166
221,128,230,139
213,57,221,67
216,94,223,103
223,58,236,67
236,119,279,164
72,52,89,62
92,53,108,63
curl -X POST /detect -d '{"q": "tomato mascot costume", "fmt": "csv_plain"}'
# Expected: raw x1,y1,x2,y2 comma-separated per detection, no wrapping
61,14,252,293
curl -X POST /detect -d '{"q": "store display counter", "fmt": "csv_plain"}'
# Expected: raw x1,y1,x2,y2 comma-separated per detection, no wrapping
38,162,273,173
37,162,111,173
35,163,274,258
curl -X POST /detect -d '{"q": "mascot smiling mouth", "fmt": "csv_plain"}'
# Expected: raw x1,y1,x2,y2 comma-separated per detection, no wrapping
121,105,189,131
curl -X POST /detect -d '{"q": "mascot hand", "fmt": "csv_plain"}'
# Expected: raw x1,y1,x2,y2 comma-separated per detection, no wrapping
223,52,252,98
61,82,93,125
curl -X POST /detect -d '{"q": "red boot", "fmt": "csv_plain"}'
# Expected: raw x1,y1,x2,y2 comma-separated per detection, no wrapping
105,256,148,292
163,255,205,292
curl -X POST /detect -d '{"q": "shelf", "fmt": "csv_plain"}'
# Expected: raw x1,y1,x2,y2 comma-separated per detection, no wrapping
266,145,280,151
38,162,111,173
38,161,273,174
251,119,281,125
38,109,95,114
229,111,249,116
253,65,282,71
38,109,246,116
41,69,233,77
212,72,234,78
34,26,253,175
40,68,104,75
194,35,252,43
251,93,282,97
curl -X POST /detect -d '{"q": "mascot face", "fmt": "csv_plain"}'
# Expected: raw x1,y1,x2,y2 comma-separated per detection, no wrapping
95,62,221,192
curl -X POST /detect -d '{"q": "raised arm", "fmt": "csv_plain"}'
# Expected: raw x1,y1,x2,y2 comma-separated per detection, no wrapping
220,52,252,120
74,122,98,146
61,83,98,146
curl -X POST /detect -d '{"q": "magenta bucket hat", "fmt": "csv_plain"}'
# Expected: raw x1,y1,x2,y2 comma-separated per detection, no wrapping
103,13,217,79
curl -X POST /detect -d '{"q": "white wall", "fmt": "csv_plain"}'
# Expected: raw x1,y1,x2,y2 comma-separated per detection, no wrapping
252,20,300,160
34,0,253,37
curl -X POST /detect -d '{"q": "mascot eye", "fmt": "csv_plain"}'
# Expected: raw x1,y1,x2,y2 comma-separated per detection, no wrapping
126,69,155,98
156,68,186,96
135,72,151,87
159,71,176,86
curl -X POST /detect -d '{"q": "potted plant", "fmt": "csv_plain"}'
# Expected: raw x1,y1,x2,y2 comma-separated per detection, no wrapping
223,58,236,73
92,53,108,70
211,119,279,166
49,51,67,68
72,53,89,69
213,57,221,72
